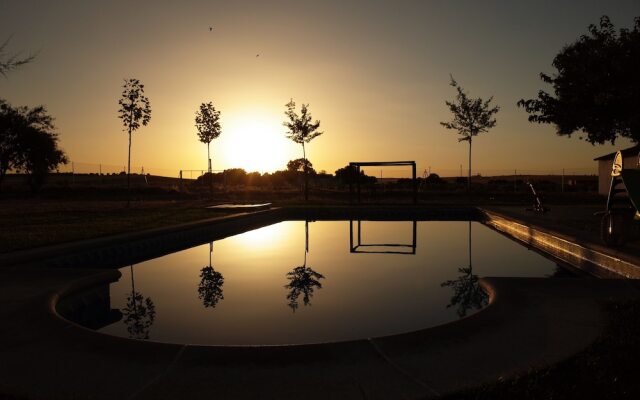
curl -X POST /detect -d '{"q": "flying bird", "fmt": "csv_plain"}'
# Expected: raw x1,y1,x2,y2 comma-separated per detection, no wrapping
256,54,260,57
209,26,213,31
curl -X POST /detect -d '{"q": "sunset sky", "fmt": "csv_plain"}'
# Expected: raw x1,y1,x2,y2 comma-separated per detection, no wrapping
1,0,638,177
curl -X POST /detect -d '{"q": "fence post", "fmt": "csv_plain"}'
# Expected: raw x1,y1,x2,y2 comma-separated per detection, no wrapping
179,170,183,192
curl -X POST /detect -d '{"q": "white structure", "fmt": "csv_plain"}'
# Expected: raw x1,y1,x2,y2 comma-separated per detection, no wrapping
594,145,639,195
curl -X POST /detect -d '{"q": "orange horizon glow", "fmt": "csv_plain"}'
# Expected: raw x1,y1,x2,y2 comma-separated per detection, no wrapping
1,1,637,177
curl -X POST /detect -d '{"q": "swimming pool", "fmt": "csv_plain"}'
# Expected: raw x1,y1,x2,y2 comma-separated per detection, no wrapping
59,220,575,345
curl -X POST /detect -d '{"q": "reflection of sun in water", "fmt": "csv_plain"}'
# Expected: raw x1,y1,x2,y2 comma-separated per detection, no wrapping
229,222,298,253
220,110,293,173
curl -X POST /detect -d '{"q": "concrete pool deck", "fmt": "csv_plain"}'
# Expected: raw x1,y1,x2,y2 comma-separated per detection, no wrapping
1,205,639,399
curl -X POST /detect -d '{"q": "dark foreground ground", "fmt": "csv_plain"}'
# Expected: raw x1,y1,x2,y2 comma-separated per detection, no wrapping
445,299,640,400
1,192,639,399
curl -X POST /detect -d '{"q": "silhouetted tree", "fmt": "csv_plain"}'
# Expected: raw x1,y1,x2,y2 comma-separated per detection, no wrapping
334,165,377,185
195,102,222,172
440,266,488,317
198,242,224,308
195,102,221,195
122,291,156,339
286,158,316,174
0,100,18,190
0,100,67,191
222,168,247,186
441,77,499,192
284,221,325,312
122,266,156,339
518,16,640,144
0,36,35,77
285,265,324,312
118,78,151,206
440,222,488,317
283,99,323,201
425,173,444,185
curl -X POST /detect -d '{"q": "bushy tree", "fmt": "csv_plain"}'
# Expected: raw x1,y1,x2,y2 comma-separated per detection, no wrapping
334,165,377,186
0,100,18,189
0,100,67,191
441,77,499,192
198,266,224,308
118,78,151,204
287,158,316,174
518,16,640,144
283,99,323,200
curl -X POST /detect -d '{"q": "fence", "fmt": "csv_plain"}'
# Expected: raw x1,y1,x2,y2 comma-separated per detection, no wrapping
54,161,182,179
359,165,596,179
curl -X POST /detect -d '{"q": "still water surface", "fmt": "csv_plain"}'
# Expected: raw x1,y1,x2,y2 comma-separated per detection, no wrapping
88,221,568,345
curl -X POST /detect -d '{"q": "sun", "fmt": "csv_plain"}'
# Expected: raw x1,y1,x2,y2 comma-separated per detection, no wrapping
218,109,295,173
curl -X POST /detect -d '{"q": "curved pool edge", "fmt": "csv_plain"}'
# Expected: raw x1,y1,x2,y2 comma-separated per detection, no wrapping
48,267,499,351
6,267,636,399
2,204,640,399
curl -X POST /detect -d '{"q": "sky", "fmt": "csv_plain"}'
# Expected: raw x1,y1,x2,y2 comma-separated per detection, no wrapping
1,0,638,177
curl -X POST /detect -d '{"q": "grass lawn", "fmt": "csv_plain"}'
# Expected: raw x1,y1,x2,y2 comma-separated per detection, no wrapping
0,199,229,253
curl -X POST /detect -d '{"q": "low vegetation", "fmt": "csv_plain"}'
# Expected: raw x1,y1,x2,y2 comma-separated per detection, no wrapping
0,199,226,253
445,299,640,399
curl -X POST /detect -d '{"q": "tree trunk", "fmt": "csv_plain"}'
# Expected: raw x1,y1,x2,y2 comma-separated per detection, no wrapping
302,142,308,201
208,142,212,197
127,125,132,208
467,137,472,193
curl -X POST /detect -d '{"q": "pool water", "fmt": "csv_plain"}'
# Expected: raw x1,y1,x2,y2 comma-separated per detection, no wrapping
64,221,573,345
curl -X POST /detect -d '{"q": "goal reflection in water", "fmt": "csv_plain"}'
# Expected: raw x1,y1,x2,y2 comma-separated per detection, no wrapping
350,220,417,254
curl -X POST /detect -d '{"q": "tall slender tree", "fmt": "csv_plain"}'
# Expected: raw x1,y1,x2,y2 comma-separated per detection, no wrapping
195,102,221,194
283,99,323,201
440,77,499,192
118,78,151,206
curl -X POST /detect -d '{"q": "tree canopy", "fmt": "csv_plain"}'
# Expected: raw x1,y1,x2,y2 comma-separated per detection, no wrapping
440,76,499,143
286,158,316,174
0,100,67,191
195,101,221,145
283,99,323,200
283,99,323,145
334,165,377,185
440,76,499,191
518,16,640,145
118,78,151,134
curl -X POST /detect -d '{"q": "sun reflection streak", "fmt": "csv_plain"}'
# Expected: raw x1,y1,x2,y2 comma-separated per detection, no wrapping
228,221,298,251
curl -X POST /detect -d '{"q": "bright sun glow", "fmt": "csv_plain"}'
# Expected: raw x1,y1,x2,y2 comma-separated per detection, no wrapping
218,110,294,173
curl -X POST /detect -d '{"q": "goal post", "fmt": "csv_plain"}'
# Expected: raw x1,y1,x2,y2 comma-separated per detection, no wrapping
348,161,417,203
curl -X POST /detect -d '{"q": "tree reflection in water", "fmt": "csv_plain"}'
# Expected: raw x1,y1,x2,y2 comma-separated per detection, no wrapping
198,242,224,308
285,221,325,312
122,265,156,339
440,221,488,317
